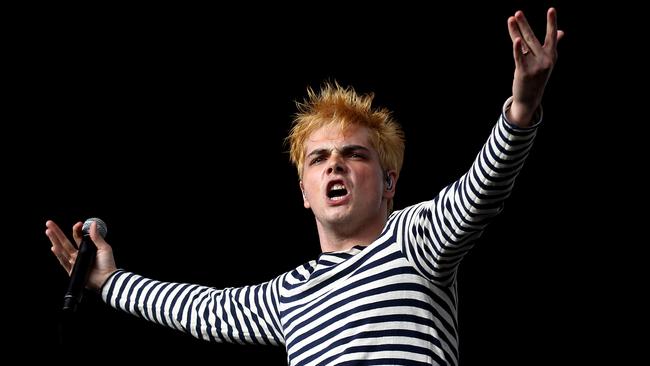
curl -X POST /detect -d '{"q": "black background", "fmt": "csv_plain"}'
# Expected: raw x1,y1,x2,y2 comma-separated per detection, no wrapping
9,1,618,365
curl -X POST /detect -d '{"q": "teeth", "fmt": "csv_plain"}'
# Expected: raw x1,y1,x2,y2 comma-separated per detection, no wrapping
331,183,345,190
331,195,345,201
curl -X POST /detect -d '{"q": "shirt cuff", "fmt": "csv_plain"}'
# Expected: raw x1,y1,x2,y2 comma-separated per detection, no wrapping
100,269,125,300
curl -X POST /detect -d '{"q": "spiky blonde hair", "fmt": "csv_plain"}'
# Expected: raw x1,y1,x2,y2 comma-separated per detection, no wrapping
286,81,405,212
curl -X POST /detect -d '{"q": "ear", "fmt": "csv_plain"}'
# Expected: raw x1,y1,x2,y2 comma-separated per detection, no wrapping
383,170,398,199
300,181,310,209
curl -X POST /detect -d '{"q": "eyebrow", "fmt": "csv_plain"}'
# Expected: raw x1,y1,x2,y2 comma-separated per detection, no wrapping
306,145,371,159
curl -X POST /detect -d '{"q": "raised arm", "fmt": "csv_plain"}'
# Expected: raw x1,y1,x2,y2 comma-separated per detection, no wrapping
395,8,564,285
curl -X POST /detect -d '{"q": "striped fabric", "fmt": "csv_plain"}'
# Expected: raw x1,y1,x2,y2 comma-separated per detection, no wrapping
102,99,540,365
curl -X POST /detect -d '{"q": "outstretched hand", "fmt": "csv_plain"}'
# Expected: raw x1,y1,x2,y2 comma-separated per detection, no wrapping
46,220,118,291
507,7,564,127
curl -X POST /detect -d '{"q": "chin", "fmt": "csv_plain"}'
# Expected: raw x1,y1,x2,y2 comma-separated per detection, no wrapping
321,208,354,225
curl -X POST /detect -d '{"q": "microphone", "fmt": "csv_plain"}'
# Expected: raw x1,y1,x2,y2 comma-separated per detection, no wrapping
62,217,108,312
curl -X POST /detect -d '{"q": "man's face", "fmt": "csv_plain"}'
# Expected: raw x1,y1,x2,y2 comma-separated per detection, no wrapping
300,124,389,233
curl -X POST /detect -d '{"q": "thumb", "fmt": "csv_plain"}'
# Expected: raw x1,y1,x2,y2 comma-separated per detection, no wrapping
89,221,110,250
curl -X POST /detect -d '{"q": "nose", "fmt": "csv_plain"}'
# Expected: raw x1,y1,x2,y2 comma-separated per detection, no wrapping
326,153,347,175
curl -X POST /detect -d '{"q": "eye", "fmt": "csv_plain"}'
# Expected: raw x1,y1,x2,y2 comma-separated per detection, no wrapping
310,156,324,165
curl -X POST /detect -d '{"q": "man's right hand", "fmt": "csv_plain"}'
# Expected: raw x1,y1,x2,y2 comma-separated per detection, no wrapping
46,220,118,292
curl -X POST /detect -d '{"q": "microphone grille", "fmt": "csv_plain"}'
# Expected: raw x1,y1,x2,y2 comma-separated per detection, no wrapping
82,217,108,238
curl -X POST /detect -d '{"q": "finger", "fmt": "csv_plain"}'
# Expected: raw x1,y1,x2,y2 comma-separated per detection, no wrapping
557,30,565,42
509,16,530,55
45,221,75,257
45,220,68,247
544,7,558,49
72,222,83,248
513,37,525,65
89,221,110,250
45,227,74,268
51,246,73,275
507,16,523,43
515,10,542,54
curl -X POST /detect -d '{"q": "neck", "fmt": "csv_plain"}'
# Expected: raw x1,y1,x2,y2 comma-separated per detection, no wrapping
316,213,387,253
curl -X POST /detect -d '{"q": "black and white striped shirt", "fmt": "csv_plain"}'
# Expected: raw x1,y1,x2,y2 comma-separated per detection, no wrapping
102,99,540,365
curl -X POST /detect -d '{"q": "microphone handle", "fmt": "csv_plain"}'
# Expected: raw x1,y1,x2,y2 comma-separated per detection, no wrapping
62,235,97,312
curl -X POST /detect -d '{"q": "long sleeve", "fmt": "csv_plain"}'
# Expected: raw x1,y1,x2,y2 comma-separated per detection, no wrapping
101,269,286,346
397,97,542,286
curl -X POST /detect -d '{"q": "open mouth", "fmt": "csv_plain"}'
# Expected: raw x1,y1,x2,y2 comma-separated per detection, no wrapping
327,180,349,201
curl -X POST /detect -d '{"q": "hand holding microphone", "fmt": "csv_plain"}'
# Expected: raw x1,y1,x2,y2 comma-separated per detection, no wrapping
45,218,118,311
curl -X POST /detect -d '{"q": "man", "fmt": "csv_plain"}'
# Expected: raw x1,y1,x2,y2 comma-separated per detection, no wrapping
46,8,563,365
